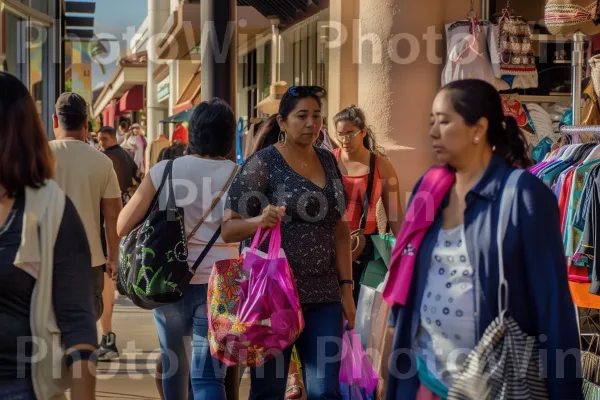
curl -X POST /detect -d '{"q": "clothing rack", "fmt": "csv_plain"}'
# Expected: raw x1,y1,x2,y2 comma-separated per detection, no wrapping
560,126,600,135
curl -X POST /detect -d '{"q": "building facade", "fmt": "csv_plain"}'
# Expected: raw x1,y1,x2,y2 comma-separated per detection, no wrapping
0,0,65,135
93,0,551,202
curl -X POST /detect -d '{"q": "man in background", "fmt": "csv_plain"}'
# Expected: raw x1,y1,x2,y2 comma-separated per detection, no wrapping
49,93,123,348
95,126,142,361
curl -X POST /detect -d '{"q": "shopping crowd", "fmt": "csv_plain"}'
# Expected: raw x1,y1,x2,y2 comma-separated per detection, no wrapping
0,69,583,400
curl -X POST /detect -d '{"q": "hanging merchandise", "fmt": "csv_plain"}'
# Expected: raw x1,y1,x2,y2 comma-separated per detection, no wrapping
545,0,600,37
441,3,497,88
488,1,538,89
528,126,600,311
236,117,245,165
582,75,600,125
500,95,533,132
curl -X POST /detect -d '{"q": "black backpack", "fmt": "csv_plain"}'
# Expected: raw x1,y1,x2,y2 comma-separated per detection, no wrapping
117,160,237,309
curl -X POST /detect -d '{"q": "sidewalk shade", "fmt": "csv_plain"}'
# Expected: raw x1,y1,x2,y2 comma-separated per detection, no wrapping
160,106,197,123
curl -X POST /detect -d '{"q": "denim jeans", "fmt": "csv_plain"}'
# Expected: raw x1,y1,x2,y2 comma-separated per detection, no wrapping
0,379,36,399
249,302,343,400
153,284,227,400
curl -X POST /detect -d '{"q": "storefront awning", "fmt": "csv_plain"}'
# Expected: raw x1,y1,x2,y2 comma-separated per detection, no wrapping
161,106,197,124
173,67,201,115
119,85,144,113
92,53,147,118
157,3,201,60
237,0,325,24
102,99,121,127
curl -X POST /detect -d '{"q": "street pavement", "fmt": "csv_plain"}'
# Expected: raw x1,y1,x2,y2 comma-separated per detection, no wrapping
92,296,251,400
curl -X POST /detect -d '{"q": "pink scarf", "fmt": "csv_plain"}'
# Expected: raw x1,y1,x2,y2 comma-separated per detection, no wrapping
382,167,455,306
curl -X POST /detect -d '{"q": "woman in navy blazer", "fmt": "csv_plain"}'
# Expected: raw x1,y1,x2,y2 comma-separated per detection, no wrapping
386,79,581,400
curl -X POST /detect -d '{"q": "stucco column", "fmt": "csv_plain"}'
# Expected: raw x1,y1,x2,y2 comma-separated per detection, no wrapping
358,0,445,206
147,0,170,143
327,0,359,128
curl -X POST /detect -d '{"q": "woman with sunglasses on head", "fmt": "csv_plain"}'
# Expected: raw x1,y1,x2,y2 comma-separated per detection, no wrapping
333,105,403,304
222,85,355,399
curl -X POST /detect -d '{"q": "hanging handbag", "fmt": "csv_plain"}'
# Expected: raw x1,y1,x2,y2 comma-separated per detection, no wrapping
545,0,600,36
447,169,549,400
351,153,376,261
487,5,537,90
117,160,238,310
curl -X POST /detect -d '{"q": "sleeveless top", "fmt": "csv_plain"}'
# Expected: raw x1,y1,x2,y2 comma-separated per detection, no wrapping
333,149,383,235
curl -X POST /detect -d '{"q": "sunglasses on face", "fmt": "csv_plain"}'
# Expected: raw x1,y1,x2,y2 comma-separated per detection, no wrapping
282,86,327,102
337,130,363,142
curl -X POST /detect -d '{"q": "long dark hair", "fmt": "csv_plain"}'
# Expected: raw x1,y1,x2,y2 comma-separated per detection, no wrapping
442,79,532,168
0,72,54,197
250,115,280,154
333,105,384,156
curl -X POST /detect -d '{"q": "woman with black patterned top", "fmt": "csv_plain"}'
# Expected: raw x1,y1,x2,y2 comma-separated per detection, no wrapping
222,86,355,399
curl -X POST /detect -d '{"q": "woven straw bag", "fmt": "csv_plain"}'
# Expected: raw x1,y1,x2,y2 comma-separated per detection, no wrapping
545,0,600,36
590,55,600,99
376,199,388,236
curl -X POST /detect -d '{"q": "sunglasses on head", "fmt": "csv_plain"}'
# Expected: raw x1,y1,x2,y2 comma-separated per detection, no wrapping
283,86,327,101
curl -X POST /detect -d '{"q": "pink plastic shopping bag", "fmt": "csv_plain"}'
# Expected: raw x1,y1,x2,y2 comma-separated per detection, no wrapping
207,220,304,367
340,328,379,398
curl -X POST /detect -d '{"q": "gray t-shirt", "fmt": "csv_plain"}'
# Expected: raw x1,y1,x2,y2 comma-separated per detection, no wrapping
149,156,240,284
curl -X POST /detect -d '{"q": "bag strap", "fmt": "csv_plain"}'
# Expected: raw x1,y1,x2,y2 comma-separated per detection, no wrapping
496,169,524,320
359,153,377,231
187,164,239,241
189,226,222,274
140,160,174,223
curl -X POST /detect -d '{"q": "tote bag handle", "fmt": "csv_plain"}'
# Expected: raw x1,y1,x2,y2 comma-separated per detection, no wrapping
251,220,282,259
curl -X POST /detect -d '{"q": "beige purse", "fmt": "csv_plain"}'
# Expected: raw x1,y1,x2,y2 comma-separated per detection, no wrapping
545,0,600,36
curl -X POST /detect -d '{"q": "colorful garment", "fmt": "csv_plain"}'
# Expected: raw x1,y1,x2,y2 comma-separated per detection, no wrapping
565,160,600,260
383,167,455,307
558,169,576,233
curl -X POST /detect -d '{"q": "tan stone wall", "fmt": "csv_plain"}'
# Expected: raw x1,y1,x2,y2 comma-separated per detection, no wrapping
326,0,482,206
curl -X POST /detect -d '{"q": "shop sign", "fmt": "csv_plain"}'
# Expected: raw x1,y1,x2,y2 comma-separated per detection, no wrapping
157,77,170,103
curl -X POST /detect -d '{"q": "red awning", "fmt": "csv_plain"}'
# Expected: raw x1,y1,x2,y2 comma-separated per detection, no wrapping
102,100,120,128
119,85,144,113
102,107,110,127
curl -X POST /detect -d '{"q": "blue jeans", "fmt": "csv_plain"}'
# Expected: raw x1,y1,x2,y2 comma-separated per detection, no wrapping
249,302,343,400
153,284,226,400
0,379,36,399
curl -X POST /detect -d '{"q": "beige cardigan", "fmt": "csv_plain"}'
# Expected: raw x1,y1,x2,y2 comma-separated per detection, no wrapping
13,180,68,400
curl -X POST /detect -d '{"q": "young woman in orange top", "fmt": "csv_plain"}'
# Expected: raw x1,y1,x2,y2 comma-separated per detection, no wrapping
333,105,403,303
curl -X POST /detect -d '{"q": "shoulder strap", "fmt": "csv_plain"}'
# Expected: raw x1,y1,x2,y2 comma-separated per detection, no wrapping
140,160,174,223
187,164,239,240
359,153,377,231
496,169,524,319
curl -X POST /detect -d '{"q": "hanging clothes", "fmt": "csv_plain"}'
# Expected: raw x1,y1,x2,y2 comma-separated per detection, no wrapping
529,137,600,308
441,20,497,88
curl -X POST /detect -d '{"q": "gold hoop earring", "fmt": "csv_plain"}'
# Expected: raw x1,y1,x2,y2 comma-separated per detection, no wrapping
278,131,287,146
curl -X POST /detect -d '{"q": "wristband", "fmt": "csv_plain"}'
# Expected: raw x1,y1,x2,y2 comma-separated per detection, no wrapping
65,349,97,369
339,280,354,290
